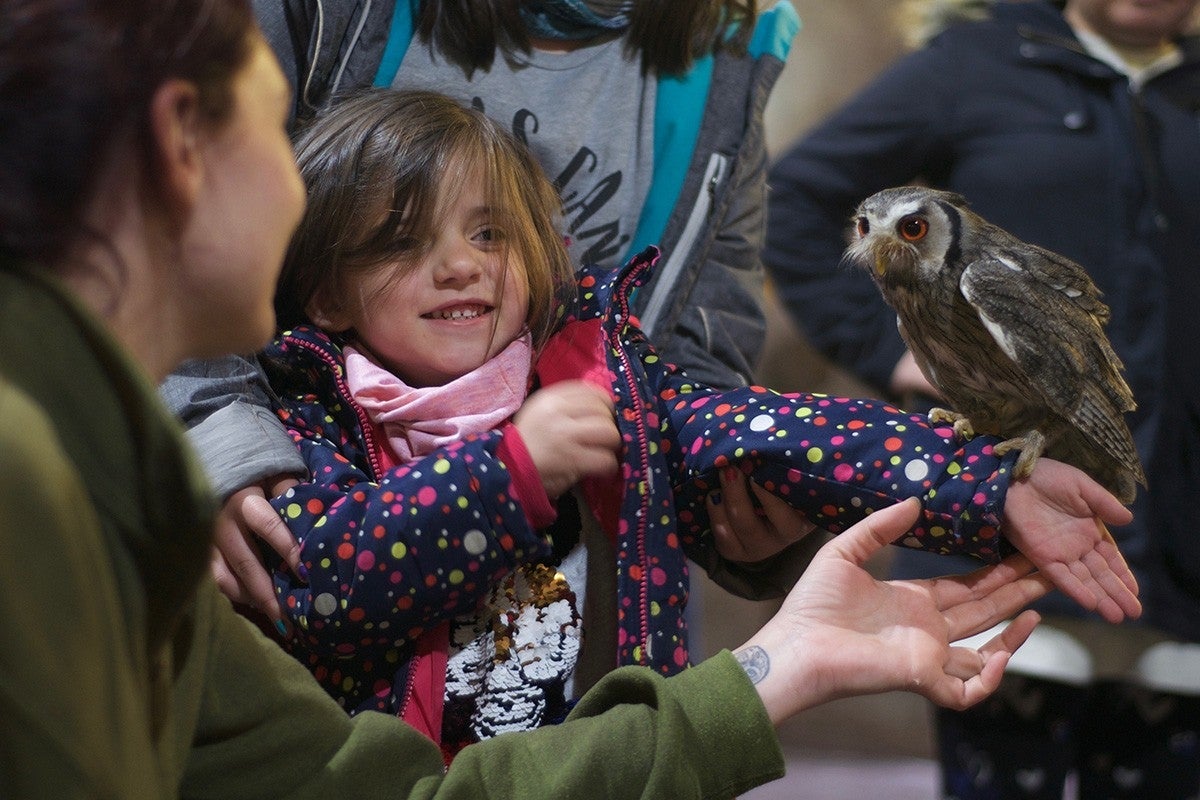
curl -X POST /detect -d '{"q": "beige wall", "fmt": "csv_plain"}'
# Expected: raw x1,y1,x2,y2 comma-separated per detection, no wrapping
757,1,907,396
765,1,908,158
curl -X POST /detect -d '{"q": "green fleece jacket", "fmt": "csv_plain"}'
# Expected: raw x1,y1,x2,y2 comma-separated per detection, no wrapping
0,259,784,799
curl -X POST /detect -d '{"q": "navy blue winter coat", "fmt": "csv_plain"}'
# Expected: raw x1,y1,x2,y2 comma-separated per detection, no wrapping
763,0,1200,639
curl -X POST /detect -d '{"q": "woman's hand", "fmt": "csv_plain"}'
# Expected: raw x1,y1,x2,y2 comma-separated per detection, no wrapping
738,498,1050,725
210,474,304,636
706,468,817,563
1000,457,1140,623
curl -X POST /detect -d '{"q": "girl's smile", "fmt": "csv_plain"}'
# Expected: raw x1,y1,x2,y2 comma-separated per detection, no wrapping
423,302,494,321
309,163,530,388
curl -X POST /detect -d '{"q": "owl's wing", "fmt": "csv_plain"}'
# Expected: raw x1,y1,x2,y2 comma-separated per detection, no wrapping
1014,242,1112,324
959,253,1136,448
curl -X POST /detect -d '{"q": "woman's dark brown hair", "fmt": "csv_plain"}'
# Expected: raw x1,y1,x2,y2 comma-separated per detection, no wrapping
417,0,759,77
277,88,576,352
0,0,256,267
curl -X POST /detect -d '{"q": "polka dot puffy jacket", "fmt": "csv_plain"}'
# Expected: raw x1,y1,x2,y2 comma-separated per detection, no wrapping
258,247,1020,722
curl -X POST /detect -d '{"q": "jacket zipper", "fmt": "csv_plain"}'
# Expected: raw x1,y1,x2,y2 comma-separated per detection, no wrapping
286,335,386,481
1127,84,1169,232
638,152,727,340
286,333,416,719
612,264,655,664
397,658,419,724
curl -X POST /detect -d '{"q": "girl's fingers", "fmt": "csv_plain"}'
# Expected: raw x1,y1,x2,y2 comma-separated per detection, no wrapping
940,574,1052,643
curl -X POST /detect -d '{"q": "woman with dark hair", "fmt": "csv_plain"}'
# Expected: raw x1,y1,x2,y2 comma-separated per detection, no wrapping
0,1,1077,796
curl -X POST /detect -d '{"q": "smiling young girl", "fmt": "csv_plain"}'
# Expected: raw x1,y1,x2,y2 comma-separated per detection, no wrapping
257,88,1139,757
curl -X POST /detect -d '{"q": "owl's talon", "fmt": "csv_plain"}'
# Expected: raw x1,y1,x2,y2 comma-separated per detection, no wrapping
994,429,1046,479
927,407,958,425
928,407,975,440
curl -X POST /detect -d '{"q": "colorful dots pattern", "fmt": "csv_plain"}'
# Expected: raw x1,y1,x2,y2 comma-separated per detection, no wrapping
667,384,1017,561
565,255,1017,678
260,325,556,717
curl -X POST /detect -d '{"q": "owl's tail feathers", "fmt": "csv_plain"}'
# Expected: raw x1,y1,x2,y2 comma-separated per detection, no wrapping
1071,390,1147,505
1106,468,1144,507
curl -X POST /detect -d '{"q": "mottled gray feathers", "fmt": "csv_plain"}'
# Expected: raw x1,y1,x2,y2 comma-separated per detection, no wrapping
846,186,1145,503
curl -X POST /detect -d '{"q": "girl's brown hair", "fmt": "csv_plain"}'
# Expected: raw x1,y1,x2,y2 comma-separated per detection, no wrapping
416,0,758,77
277,88,576,352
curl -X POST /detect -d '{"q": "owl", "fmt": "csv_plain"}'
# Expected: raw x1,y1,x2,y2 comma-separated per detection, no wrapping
845,185,1145,504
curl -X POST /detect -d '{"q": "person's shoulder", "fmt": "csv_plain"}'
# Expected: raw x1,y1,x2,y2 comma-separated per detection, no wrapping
0,377,83,513
0,377,63,465
893,2,1027,74
900,0,993,46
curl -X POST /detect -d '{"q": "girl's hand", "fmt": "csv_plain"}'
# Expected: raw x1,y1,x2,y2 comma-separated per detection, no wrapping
514,380,620,498
210,474,303,636
738,498,1051,725
1000,457,1140,623
707,469,817,563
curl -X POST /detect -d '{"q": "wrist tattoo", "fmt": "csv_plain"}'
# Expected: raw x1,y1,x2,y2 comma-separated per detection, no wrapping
735,646,769,685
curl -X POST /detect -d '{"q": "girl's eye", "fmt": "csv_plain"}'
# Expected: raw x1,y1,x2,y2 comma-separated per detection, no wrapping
475,226,505,245
898,215,929,242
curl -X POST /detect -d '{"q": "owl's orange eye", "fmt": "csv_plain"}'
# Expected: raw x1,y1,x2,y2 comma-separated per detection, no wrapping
855,217,870,237
898,215,928,241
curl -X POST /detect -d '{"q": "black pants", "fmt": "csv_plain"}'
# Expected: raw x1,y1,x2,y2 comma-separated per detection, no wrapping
937,675,1200,799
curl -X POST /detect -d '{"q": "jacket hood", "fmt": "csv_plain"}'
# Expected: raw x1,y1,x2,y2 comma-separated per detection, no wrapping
901,0,1200,50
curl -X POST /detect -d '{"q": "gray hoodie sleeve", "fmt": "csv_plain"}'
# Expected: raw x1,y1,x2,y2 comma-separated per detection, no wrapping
160,355,306,499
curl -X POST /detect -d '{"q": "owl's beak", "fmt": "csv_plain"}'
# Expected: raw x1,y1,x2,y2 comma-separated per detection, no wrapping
874,254,887,276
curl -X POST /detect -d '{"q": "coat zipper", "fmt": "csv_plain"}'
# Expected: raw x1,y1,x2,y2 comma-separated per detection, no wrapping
638,153,727,340
287,333,417,720
286,335,386,481
612,265,655,664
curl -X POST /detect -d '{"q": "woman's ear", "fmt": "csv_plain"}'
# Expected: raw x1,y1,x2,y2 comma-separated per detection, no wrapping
305,289,353,332
148,79,204,219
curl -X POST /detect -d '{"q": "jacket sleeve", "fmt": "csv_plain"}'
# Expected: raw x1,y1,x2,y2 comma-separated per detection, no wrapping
763,44,955,393
159,355,306,499
664,382,1018,563
271,425,554,658
185,581,785,800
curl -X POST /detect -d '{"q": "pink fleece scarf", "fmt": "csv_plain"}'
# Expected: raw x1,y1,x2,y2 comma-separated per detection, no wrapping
344,334,533,464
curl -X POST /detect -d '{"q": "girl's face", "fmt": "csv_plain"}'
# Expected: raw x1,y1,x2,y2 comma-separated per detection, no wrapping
315,166,531,387
1066,0,1199,48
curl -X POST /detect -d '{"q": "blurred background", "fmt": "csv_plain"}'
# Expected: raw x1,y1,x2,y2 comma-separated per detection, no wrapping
692,3,941,797
697,2,1200,796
